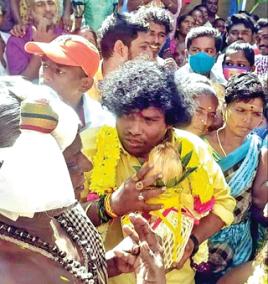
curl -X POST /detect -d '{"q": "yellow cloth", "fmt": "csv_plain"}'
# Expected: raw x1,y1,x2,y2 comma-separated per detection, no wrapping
81,127,236,283
87,61,103,102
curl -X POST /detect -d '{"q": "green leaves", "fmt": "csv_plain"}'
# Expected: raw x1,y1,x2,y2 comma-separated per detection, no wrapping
133,165,142,172
166,177,178,188
155,178,165,187
177,166,198,184
181,150,193,169
177,142,182,156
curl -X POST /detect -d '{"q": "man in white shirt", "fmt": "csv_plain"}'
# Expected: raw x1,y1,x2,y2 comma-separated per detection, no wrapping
25,34,115,130
176,26,225,85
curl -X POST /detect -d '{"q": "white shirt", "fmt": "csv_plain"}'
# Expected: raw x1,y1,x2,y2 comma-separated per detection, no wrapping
82,94,115,131
176,61,226,85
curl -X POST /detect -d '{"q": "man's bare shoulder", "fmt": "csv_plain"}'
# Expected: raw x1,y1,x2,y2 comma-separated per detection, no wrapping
0,239,77,284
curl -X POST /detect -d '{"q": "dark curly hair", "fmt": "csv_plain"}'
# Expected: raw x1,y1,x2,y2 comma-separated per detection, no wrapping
225,73,265,105
100,59,193,126
134,6,174,35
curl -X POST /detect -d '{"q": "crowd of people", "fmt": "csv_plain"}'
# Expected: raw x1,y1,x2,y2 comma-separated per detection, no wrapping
0,0,267,284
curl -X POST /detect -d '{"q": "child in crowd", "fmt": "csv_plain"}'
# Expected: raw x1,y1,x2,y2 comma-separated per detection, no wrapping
222,40,255,81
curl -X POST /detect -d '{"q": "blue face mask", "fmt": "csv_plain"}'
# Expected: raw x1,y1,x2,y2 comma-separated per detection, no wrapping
189,52,216,75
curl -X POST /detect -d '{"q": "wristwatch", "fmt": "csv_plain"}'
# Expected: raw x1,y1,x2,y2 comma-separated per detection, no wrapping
189,234,199,256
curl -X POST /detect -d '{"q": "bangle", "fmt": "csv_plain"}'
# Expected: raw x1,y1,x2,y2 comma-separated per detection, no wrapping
189,234,199,257
98,195,112,224
104,193,118,218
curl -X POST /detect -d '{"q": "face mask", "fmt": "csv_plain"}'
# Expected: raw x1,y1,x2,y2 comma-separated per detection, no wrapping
189,52,216,75
223,65,251,80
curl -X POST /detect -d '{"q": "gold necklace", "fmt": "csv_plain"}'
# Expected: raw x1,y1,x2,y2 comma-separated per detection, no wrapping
216,128,227,157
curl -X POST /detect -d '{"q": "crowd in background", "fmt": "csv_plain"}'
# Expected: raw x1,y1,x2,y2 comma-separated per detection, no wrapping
0,0,267,284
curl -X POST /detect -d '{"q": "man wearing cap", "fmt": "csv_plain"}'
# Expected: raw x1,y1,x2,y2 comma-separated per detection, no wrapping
6,0,62,80
25,34,115,129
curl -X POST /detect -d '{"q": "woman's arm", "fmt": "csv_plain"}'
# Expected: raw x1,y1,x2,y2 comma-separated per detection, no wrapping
252,148,268,210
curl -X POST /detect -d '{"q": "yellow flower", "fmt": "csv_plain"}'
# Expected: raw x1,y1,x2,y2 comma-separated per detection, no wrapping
90,126,120,195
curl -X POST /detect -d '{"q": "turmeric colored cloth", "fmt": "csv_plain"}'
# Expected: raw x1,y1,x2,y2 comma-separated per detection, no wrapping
81,127,236,283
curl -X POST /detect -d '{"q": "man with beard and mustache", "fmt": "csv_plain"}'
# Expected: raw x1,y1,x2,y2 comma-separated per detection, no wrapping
225,13,255,47
255,18,268,76
135,6,173,63
81,59,235,284
88,12,153,101
6,0,62,80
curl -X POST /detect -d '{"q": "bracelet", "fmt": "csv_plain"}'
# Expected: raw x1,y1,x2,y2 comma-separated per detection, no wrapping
104,193,118,218
189,234,199,257
98,195,112,224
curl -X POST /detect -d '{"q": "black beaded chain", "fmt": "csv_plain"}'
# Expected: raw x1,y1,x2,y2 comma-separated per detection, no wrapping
0,220,96,284
55,215,99,282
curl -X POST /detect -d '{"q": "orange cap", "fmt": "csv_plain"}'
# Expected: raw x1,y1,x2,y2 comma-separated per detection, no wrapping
25,34,100,78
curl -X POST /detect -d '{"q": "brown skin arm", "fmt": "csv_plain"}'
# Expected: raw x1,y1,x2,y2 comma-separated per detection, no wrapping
252,148,268,210
191,212,225,244
62,0,73,32
83,165,163,226
173,212,225,269
10,0,22,24
0,239,80,284
20,54,41,81
217,261,254,284
82,200,102,227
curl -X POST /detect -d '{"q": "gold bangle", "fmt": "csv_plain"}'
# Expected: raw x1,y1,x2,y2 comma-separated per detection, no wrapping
104,193,118,218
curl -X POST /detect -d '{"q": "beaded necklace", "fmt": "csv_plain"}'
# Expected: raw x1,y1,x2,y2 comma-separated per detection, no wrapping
0,216,99,284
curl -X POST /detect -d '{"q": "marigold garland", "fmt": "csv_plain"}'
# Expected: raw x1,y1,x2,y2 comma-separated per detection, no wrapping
90,126,120,195
89,127,214,266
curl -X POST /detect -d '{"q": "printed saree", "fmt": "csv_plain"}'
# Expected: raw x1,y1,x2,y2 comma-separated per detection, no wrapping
206,134,262,275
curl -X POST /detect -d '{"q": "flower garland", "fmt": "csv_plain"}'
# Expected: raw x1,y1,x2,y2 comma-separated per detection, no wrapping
89,127,214,266
90,126,120,195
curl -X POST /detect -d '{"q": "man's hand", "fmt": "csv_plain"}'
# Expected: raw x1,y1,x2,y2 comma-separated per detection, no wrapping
10,23,27,38
107,214,166,284
62,14,73,32
163,57,178,72
110,164,165,216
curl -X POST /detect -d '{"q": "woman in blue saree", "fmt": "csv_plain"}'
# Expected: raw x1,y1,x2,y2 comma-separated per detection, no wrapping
203,73,266,279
